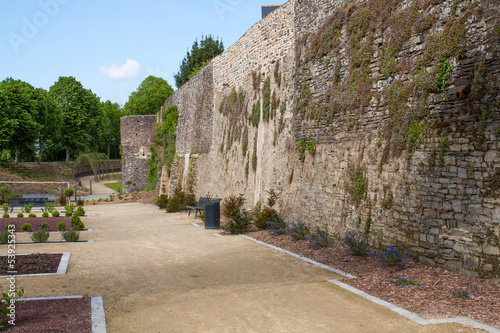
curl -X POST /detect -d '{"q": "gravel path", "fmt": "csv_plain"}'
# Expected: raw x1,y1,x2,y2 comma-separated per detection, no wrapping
0,203,488,332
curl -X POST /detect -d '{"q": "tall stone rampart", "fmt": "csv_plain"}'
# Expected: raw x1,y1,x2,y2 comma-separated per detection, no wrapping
121,115,156,193
161,0,500,277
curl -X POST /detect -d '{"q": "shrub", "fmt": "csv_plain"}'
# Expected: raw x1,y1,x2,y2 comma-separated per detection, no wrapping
65,211,72,217
254,207,279,230
59,196,66,206
44,201,56,213
22,204,33,214
2,203,10,214
266,216,287,235
0,225,10,244
42,211,49,217
308,224,333,249
70,215,85,230
62,229,80,242
288,219,310,241
17,213,23,218
39,222,49,231
165,185,197,213
155,195,169,209
223,210,251,234
0,288,24,328
221,194,245,218
76,200,85,206
65,204,75,213
57,221,66,231
74,206,85,217
343,232,370,257
374,246,410,268
28,213,36,218
30,229,49,243
52,210,60,217
64,188,74,200
2,213,9,218
21,223,33,232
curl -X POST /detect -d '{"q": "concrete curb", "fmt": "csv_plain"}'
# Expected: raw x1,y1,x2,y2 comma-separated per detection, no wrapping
5,240,95,246
241,235,500,333
17,295,107,332
0,252,70,277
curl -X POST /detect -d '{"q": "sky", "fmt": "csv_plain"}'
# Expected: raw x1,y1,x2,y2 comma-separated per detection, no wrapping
0,0,285,106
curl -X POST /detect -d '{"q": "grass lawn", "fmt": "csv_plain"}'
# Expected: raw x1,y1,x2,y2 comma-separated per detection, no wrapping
104,182,123,194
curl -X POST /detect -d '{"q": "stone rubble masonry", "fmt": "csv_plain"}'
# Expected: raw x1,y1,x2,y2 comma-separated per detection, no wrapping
130,0,500,277
120,115,156,194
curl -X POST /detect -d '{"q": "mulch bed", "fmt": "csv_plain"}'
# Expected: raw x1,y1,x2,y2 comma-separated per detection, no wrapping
246,230,500,329
0,217,82,232
0,253,62,275
5,298,92,332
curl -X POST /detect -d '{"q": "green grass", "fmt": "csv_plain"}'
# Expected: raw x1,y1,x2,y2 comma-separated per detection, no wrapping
104,182,123,194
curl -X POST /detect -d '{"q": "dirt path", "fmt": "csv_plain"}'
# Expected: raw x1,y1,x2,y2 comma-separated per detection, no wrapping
78,175,118,200
0,203,486,332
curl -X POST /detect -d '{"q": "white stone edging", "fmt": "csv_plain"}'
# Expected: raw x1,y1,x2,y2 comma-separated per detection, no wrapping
240,235,500,333
17,295,106,332
0,252,70,277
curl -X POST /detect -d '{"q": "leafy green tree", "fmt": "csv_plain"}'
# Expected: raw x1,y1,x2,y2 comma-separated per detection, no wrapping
174,35,224,88
49,76,102,162
123,76,173,116
100,100,123,159
0,90,15,153
0,78,40,162
32,88,61,163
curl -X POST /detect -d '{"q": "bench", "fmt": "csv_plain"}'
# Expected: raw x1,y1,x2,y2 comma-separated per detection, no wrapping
8,194,56,213
186,197,222,219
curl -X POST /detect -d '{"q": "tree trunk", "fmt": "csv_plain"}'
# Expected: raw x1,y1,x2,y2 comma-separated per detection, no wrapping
38,138,43,164
65,148,70,162
14,149,19,164
107,142,110,160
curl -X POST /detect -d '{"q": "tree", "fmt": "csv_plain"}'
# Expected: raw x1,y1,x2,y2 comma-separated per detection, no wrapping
100,101,123,159
174,35,224,88
0,78,40,162
49,76,101,162
32,88,61,163
123,75,173,115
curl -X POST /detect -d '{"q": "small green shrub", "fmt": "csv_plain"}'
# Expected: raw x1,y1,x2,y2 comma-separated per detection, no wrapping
223,210,251,234
288,219,310,241
0,288,24,328
70,215,85,230
76,200,85,206
28,213,36,218
42,211,49,217
74,206,85,217
62,229,80,242
30,229,49,243
64,204,75,213
17,213,23,218
21,223,33,232
155,195,169,209
254,207,279,230
64,188,74,200
51,210,60,217
57,221,66,231
65,211,72,217
39,222,49,231
2,213,9,218
2,203,10,214
44,201,56,213
0,225,11,244
22,204,33,214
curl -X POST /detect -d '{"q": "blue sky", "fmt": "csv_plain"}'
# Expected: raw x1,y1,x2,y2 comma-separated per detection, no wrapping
0,0,284,106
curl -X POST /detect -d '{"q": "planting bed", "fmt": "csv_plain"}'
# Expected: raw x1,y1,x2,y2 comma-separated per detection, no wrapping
7,298,92,332
247,230,500,329
0,217,86,231
0,253,62,275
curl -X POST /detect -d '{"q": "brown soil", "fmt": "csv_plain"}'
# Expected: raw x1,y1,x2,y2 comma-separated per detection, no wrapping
247,230,500,329
0,253,62,275
5,298,92,332
0,217,76,232
86,189,158,205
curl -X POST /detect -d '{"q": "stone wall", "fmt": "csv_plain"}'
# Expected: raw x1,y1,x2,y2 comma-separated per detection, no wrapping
120,115,156,193
160,0,499,277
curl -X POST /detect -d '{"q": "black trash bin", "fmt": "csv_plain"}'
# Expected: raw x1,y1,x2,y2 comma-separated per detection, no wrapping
204,201,220,229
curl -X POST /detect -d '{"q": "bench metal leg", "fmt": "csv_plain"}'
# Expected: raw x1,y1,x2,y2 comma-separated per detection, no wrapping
194,209,198,219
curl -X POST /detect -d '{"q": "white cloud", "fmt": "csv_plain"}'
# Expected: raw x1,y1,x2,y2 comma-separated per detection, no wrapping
100,59,142,80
